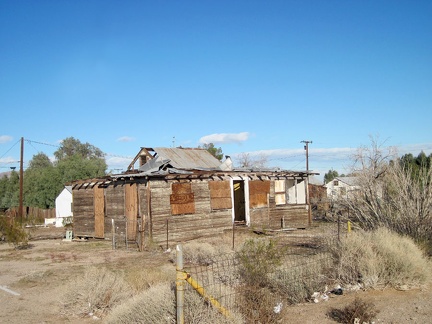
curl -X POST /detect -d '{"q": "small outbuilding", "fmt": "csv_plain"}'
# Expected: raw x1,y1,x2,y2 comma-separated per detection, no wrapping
70,147,317,244
324,176,360,199
55,186,73,227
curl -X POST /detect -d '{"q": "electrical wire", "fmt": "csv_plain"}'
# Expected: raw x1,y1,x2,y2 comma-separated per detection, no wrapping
0,138,21,160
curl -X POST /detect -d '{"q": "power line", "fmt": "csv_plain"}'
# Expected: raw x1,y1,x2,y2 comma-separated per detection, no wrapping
0,138,21,160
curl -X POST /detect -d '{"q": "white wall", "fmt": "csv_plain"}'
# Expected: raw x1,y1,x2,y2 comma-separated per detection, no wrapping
55,187,73,227
287,179,306,204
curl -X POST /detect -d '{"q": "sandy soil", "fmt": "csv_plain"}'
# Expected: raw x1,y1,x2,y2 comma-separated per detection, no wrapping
1,226,431,323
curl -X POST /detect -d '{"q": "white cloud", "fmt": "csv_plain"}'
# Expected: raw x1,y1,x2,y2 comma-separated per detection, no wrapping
117,136,135,142
106,156,132,172
0,135,13,144
199,132,250,144
0,156,18,164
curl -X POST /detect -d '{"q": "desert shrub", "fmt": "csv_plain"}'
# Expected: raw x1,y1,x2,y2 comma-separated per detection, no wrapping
0,216,29,248
372,227,430,287
236,285,281,323
61,266,133,318
105,283,175,324
184,287,244,324
106,282,243,324
174,241,233,266
124,264,174,293
270,253,332,304
338,139,432,255
328,297,379,323
328,230,380,288
236,238,282,287
328,227,431,289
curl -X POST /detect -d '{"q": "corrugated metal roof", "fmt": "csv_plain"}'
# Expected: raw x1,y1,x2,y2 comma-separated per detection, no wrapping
150,147,221,170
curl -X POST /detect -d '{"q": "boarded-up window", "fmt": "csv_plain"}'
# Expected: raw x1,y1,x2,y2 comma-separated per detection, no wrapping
170,182,195,215
209,181,232,210
275,180,286,205
249,180,270,208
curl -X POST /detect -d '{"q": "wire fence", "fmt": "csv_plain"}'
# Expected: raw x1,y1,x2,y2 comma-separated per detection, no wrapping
176,225,342,323
110,218,143,251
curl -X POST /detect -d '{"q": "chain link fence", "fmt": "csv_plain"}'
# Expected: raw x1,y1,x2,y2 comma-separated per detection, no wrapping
176,224,342,323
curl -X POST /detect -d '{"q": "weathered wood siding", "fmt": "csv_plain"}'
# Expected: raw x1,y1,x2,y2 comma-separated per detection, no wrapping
125,183,138,240
150,179,232,243
94,186,105,238
72,176,310,242
72,188,95,237
249,180,309,229
105,184,126,236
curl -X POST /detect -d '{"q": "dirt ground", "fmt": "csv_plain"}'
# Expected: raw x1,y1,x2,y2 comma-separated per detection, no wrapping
1,226,432,323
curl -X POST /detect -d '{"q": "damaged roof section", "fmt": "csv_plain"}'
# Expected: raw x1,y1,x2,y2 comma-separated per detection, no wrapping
139,147,222,172
127,147,223,172
69,146,319,187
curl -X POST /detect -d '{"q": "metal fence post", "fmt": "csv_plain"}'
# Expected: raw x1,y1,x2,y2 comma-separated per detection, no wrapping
112,219,115,250
176,244,185,324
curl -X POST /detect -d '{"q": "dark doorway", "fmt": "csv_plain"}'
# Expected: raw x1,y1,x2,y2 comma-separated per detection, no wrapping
233,180,246,224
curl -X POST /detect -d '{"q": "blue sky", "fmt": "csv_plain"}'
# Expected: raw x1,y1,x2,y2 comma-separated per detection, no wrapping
1,0,431,180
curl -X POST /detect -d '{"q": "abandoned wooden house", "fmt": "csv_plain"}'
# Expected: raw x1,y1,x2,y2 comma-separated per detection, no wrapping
70,147,317,244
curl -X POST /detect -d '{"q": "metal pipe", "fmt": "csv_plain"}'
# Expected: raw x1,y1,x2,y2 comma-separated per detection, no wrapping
185,275,231,318
176,245,185,324
112,219,115,250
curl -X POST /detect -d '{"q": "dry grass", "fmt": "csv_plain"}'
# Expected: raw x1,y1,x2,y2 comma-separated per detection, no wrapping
328,227,431,289
271,253,332,304
106,282,243,324
105,283,175,324
61,266,133,318
328,297,379,323
123,264,174,293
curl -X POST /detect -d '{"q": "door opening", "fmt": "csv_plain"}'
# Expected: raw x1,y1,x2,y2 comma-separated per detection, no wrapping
233,180,246,225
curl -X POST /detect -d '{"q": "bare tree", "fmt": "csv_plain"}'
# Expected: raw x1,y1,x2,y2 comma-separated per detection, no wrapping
236,152,268,169
337,136,432,252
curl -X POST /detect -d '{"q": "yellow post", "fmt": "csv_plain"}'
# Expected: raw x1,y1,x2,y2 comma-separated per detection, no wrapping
186,275,231,318
347,220,351,233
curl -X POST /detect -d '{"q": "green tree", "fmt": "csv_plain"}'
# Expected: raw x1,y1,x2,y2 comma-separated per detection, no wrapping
56,154,106,184
54,137,107,183
54,137,105,161
199,143,224,161
22,138,107,210
0,173,17,209
23,153,60,209
1,171,19,208
399,151,432,181
324,170,339,183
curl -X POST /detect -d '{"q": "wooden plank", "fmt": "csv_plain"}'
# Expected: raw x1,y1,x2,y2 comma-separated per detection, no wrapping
170,193,194,204
171,202,195,215
72,189,95,236
249,180,270,194
250,193,268,208
125,183,138,240
209,180,232,210
210,197,232,210
106,186,125,218
171,182,192,194
94,186,105,238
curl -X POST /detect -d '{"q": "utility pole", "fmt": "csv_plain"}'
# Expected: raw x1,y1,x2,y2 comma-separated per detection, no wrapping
19,137,24,223
301,140,312,171
301,140,312,226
